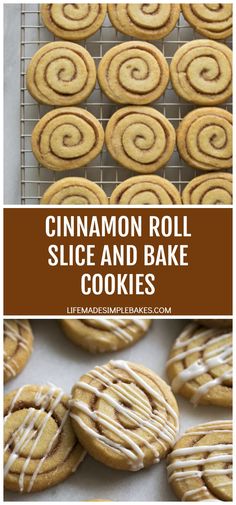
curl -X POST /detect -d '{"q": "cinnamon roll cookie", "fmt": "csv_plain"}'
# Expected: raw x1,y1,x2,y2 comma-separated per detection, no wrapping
182,4,232,40
98,41,169,104
108,4,180,40
4,320,33,384
26,42,96,106
41,4,107,41
182,173,233,205
105,107,175,173
70,360,179,470
177,108,232,171
31,108,104,171
167,420,232,502
4,384,86,492
61,319,151,352
41,178,108,205
170,40,232,105
110,175,181,205
166,322,232,407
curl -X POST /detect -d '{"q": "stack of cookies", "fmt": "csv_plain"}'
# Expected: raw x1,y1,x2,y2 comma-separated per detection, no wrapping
25,3,232,206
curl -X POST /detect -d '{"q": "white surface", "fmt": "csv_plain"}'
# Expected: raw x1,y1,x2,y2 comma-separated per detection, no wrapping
4,319,232,502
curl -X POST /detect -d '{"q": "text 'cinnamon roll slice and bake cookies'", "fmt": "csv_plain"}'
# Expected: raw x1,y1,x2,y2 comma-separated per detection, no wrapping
4,384,86,493
61,319,151,352
167,420,232,502
70,360,179,471
27,42,96,106
166,322,232,407
98,41,169,105
4,320,33,383
110,175,181,205
41,178,108,205
108,4,180,40
31,108,104,171
41,4,107,40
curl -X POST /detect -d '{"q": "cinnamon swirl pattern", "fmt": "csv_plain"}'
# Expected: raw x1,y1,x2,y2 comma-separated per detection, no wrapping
61,319,151,352
182,173,232,205
41,178,108,205
4,320,33,384
167,420,232,501
110,175,181,205
177,108,232,171
182,4,232,40
108,4,180,40
71,360,179,471
105,107,175,173
166,322,232,407
41,4,107,41
170,40,232,105
4,384,86,492
98,41,169,105
31,108,104,171
26,42,96,106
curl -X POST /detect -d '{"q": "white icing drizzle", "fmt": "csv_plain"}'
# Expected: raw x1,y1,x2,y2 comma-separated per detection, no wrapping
167,421,232,500
84,319,149,345
4,320,32,379
71,360,178,470
167,324,232,404
4,383,84,492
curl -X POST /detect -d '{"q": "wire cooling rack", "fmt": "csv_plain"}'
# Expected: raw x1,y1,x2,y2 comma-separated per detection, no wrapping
20,4,232,204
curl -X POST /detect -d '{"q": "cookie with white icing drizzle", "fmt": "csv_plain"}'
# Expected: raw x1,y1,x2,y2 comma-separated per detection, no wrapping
166,322,232,407
4,320,33,383
4,384,86,493
70,360,179,471
61,319,151,353
167,420,232,501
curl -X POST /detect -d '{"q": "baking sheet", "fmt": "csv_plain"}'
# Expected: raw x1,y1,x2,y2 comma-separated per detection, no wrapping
4,319,232,502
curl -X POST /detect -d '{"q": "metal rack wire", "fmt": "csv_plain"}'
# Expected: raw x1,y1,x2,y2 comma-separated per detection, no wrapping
20,4,232,204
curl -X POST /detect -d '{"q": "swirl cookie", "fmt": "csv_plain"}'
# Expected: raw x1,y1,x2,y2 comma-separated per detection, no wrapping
182,173,233,205
195,319,232,329
177,108,232,171
108,4,180,40
31,108,104,171
105,107,175,173
167,420,232,501
41,4,107,41
4,384,86,493
98,41,169,105
61,319,151,352
182,4,232,40
41,178,108,205
26,42,96,106
4,320,33,383
170,40,232,105
166,322,232,407
71,360,179,471
110,175,181,205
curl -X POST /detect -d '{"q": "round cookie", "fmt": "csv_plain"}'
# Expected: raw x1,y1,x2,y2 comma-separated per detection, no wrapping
41,178,108,205
26,42,96,106
41,4,107,41
170,40,232,105
61,319,151,352
166,322,232,407
4,384,86,492
167,420,232,501
195,319,232,329
110,175,181,205
70,360,179,471
182,173,233,205
182,4,232,40
105,107,175,173
108,4,180,40
4,320,33,383
31,107,104,171
177,108,232,171
98,41,169,105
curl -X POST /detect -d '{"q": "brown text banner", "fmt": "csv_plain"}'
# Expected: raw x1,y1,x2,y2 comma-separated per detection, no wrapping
4,208,232,316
